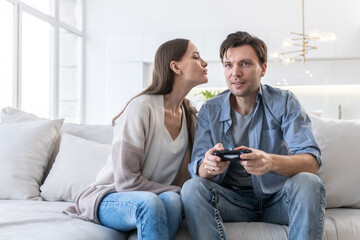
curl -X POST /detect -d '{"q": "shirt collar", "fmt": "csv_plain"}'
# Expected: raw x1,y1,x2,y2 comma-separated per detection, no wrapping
219,91,232,122
219,83,263,122
256,83,263,103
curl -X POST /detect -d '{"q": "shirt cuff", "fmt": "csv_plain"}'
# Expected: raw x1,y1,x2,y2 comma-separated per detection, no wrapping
188,157,221,182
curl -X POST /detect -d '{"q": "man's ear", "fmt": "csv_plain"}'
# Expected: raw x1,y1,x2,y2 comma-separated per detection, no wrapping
170,61,181,75
260,62,267,77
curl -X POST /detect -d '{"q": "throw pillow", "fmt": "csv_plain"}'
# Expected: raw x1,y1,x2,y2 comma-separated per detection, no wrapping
40,133,111,202
1,106,45,122
310,115,360,208
1,107,113,182
0,119,63,199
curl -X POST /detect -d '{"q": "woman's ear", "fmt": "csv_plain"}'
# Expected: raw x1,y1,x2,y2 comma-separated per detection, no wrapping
170,61,181,75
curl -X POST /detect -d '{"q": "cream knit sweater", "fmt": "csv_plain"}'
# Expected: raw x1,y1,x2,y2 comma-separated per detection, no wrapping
65,94,194,224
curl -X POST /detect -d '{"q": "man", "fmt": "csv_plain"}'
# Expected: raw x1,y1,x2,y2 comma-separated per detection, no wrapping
181,31,326,240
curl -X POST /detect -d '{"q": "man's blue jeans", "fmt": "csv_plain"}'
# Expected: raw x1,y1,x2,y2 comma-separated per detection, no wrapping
98,191,182,240
181,172,326,240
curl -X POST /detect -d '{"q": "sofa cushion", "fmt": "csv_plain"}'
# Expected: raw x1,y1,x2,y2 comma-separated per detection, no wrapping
0,119,63,200
40,133,111,202
129,209,360,239
323,208,360,240
310,115,360,208
46,121,113,184
0,107,113,182
0,200,127,240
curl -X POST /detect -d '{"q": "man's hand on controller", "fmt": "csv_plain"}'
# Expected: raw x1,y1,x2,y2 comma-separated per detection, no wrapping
237,146,273,176
199,143,229,179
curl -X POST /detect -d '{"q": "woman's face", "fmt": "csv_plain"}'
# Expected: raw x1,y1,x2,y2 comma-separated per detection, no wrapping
176,42,208,88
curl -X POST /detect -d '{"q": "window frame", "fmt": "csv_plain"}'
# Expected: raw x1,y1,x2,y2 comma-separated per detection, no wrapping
6,0,84,121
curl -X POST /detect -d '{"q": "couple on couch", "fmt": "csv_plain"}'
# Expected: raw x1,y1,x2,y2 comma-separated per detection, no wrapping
65,31,326,240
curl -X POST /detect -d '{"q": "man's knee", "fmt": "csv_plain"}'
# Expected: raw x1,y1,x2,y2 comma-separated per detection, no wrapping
181,177,213,203
289,172,324,188
286,172,325,200
182,177,205,193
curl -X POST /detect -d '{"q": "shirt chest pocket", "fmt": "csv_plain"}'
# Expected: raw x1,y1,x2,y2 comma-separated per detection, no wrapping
259,128,286,153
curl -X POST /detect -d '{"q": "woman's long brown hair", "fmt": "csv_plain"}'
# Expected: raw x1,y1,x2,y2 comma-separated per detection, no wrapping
112,38,197,151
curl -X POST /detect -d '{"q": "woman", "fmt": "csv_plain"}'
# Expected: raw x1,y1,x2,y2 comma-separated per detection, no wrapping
65,38,208,240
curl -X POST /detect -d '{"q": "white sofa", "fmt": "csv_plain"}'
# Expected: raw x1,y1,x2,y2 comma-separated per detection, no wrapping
1,106,360,240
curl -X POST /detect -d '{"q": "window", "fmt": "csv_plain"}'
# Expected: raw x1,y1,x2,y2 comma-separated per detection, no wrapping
21,12,52,117
59,0,82,29
0,1,13,109
0,0,83,122
59,27,82,122
21,0,53,15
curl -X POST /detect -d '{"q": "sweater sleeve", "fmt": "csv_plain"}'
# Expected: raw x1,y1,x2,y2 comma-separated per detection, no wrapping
111,96,180,194
112,140,180,194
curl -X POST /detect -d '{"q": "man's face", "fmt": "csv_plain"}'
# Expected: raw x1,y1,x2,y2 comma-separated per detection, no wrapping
223,45,267,100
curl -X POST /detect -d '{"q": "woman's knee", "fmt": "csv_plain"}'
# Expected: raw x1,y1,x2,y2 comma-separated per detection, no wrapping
135,192,166,216
159,192,182,210
159,191,181,202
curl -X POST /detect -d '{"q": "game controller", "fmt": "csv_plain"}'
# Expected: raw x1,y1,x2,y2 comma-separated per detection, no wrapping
213,149,252,161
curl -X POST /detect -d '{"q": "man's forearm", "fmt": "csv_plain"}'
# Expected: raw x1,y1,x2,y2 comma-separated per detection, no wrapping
270,153,319,177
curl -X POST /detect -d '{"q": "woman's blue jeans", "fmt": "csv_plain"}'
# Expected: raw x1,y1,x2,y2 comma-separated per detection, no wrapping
98,191,182,240
181,172,326,240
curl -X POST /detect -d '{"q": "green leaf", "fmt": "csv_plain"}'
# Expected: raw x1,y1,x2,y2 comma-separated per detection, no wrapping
195,89,221,102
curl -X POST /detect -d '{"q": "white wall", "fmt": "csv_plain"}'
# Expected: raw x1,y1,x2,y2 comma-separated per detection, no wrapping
84,0,106,124
85,0,360,124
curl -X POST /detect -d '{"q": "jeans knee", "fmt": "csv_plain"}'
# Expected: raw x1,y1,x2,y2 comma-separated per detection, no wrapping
182,178,203,196
137,192,165,216
180,178,194,197
160,191,180,201
286,172,325,201
292,172,324,189
159,192,182,212
181,177,213,205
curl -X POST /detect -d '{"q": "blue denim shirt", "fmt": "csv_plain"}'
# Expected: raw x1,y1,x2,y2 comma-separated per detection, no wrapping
189,83,321,199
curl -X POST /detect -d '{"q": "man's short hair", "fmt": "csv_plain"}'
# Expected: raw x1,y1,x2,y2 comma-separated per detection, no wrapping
219,31,268,65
